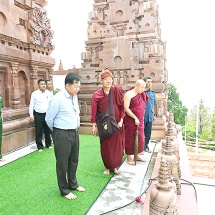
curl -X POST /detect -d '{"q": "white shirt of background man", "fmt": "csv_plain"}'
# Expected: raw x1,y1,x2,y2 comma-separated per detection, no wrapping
29,89,50,117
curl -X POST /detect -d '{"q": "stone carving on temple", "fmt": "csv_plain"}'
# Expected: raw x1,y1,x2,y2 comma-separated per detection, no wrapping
10,62,19,82
149,158,179,215
30,65,38,79
28,7,54,49
157,100,164,118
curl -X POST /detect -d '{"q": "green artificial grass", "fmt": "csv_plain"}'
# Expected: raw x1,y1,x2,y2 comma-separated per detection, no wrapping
0,134,114,215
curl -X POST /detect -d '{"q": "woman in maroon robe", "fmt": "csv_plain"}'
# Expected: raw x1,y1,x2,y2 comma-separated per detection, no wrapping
124,80,148,165
91,68,125,175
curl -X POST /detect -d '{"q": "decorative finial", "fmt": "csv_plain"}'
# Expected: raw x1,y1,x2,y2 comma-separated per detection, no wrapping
58,59,64,71
149,159,179,214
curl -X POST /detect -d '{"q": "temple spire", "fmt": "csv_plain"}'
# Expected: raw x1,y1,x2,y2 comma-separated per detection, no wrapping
58,59,64,71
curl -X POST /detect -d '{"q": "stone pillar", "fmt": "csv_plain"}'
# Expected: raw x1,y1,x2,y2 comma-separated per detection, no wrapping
48,68,53,81
10,62,21,109
119,71,124,85
30,65,38,92
113,71,118,86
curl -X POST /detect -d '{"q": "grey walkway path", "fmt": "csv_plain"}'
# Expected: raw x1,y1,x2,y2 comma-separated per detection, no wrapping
86,142,156,215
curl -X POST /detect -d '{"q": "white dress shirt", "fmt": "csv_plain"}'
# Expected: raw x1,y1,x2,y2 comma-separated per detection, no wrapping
29,89,50,117
46,90,54,103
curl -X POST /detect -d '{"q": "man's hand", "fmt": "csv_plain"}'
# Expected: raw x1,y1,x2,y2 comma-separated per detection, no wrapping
30,117,34,123
134,118,140,125
118,121,123,128
92,123,97,136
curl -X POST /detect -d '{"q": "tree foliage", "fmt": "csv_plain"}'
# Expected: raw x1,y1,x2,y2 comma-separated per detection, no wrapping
209,108,215,140
54,88,61,94
189,100,210,135
167,83,188,125
185,100,213,141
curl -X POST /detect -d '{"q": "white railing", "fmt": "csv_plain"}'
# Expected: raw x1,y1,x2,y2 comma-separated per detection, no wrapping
188,153,215,178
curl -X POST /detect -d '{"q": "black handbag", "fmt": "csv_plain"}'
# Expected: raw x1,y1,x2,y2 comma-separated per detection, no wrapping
96,87,120,140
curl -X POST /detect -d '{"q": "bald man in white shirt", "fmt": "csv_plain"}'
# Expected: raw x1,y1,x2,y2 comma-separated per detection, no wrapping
29,79,52,152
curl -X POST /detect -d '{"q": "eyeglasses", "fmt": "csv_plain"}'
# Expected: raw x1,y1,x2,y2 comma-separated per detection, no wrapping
73,85,82,89
69,84,82,89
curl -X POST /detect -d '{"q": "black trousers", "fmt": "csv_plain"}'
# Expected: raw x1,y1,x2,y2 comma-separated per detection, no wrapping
53,128,79,196
144,121,152,150
34,111,52,150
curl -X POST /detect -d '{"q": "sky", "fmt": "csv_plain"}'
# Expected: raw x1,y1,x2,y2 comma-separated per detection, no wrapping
45,0,215,111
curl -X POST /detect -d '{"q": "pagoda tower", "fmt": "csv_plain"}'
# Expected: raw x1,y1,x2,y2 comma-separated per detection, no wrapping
78,0,167,138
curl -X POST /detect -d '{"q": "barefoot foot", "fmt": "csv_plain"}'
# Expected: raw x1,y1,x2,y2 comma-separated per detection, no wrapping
135,155,146,162
145,149,152,153
113,168,120,175
76,186,85,192
64,192,77,200
0,158,6,162
103,169,110,175
127,155,135,165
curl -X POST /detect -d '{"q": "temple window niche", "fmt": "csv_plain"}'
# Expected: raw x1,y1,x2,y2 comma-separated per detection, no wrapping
18,71,28,106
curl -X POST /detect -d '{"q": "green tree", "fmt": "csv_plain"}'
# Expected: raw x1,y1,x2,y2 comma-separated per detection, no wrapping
210,108,215,140
184,115,196,140
167,83,188,125
189,100,210,135
185,100,212,141
200,126,212,141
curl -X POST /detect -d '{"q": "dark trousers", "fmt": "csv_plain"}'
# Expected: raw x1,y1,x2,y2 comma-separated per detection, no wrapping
144,121,152,150
34,111,51,150
53,128,79,196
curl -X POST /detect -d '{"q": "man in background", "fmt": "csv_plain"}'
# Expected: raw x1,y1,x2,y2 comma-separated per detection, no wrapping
143,77,156,153
45,79,54,143
29,79,52,152
45,79,54,101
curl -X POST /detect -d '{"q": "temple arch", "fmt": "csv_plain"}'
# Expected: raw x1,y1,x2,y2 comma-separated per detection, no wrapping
0,11,7,27
18,70,28,106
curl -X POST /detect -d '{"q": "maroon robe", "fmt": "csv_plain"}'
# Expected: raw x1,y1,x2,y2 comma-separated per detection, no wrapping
91,86,125,169
124,91,148,155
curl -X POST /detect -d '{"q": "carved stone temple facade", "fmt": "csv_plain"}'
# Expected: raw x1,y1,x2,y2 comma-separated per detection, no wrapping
77,0,168,138
0,0,54,154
